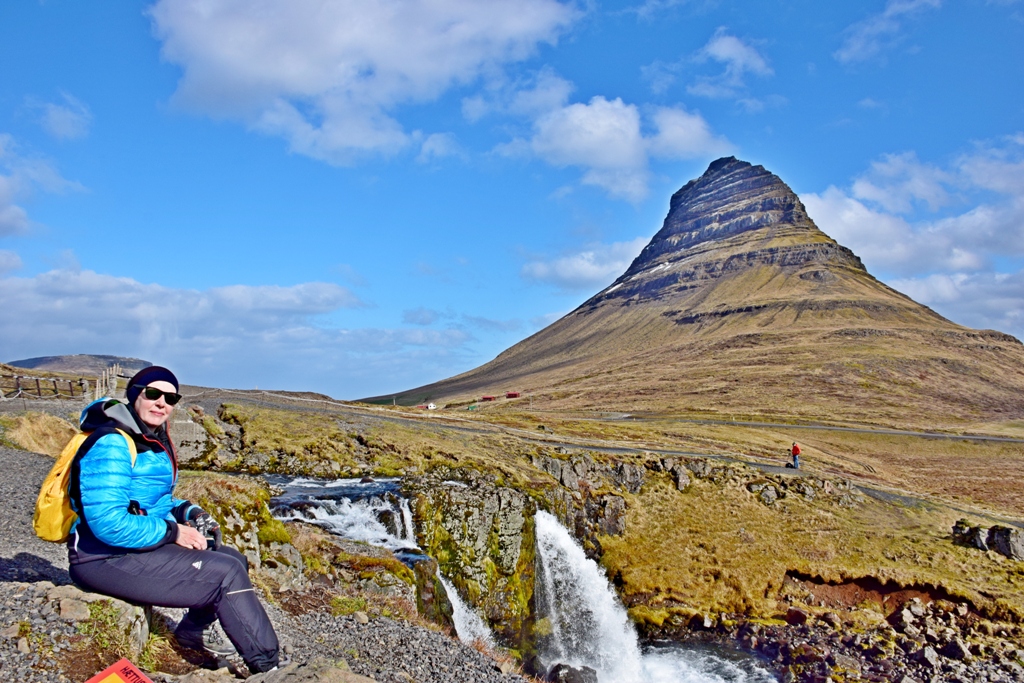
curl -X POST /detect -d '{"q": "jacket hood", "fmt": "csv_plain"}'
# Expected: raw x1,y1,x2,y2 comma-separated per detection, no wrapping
79,398,144,436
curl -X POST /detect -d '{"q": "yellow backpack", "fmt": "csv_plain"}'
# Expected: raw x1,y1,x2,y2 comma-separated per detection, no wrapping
33,428,137,542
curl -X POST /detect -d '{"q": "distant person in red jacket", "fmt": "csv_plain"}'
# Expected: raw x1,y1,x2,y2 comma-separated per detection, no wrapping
790,442,801,469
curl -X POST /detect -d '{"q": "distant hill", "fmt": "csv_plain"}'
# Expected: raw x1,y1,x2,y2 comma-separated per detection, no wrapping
6,355,152,377
373,157,1024,429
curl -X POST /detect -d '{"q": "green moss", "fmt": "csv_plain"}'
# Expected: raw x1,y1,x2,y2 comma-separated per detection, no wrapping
257,516,292,545
628,605,673,628
334,551,415,585
330,596,368,616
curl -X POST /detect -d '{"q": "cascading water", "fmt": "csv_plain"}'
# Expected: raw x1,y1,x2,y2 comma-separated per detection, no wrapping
534,511,776,683
269,475,496,647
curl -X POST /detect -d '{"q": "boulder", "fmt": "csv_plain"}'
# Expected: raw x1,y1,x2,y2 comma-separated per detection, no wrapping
887,607,916,632
952,519,989,550
547,663,598,683
685,458,713,479
584,494,627,536
262,542,307,592
47,585,150,656
759,486,779,506
987,525,1024,560
669,464,690,491
247,657,373,682
785,607,808,626
940,638,973,662
612,462,646,493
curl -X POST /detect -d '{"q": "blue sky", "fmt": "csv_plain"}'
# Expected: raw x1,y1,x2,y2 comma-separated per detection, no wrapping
1,0,1022,398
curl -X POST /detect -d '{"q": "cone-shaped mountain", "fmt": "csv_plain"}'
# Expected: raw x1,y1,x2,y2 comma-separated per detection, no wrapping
377,158,1024,428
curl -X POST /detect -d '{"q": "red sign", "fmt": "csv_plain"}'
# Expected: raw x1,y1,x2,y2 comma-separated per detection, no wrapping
84,658,153,683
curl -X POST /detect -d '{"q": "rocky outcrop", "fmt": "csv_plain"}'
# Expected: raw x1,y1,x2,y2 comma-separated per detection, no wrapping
987,525,1024,560
409,468,536,647
952,519,1024,560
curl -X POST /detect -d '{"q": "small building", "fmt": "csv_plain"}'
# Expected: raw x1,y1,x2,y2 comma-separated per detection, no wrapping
415,404,428,409
481,395,496,401
427,403,437,410
505,391,520,399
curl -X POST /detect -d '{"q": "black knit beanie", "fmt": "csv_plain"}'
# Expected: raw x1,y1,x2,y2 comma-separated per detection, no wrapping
125,366,179,404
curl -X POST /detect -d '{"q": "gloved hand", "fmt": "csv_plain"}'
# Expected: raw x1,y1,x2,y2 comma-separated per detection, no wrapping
187,508,223,550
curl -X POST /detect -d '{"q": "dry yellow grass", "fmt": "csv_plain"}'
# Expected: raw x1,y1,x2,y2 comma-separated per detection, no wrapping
601,474,1024,624
0,412,78,457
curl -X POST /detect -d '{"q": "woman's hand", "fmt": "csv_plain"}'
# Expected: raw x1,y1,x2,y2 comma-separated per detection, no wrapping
175,523,208,551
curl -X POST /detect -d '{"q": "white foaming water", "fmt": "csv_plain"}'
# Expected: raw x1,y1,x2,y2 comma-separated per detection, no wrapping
534,511,775,683
400,498,416,542
439,575,495,648
272,476,498,647
276,496,413,552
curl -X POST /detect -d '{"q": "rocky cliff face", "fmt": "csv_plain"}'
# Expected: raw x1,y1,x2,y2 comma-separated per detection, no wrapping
589,157,865,308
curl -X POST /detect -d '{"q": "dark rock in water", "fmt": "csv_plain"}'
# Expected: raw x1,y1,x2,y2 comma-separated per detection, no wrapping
952,518,989,550
689,613,715,630
987,525,1024,560
547,663,598,683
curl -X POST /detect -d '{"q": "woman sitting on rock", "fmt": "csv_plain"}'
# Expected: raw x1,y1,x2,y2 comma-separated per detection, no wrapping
67,366,284,674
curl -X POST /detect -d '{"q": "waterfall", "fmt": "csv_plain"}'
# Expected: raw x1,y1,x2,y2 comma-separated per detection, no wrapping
439,575,495,648
534,511,775,683
536,510,644,681
270,475,497,647
400,497,416,542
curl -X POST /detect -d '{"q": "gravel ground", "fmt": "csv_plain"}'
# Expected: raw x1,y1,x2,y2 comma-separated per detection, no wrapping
0,444,528,682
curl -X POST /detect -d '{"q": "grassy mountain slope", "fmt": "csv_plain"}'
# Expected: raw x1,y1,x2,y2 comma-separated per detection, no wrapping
376,158,1024,430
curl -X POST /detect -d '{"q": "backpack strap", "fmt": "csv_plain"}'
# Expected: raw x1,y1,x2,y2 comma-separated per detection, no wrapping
68,428,138,526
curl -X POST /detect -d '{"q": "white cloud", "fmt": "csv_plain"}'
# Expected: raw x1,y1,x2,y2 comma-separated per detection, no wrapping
0,134,82,236
0,268,477,397
851,151,952,213
801,186,978,276
834,0,942,64
522,236,649,291
530,96,647,199
0,250,22,275
149,0,579,165
802,137,1024,338
516,97,727,201
31,93,93,140
416,133,464,164
403,307,441,325
646,106,731,159
462,67,574,122
888,271,1024,338
803,140,1024,278
688,28,773,100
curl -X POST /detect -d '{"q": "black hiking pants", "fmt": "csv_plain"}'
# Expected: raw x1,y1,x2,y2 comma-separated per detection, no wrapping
69,544,279,672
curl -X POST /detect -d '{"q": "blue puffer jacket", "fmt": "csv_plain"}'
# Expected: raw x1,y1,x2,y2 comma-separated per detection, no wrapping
68,399,197,563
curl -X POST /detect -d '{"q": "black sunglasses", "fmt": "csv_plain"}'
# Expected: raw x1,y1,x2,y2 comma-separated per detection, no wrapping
135,385,182,405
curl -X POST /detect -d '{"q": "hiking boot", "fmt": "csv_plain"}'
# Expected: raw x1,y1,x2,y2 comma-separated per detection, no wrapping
174,618,237,657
